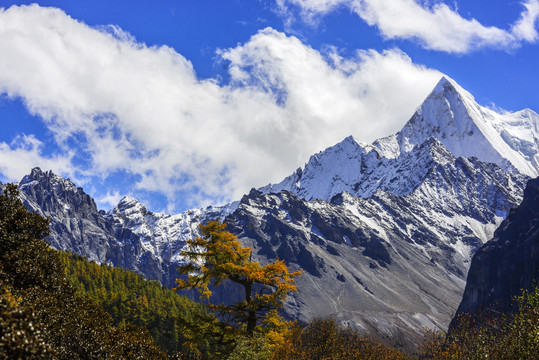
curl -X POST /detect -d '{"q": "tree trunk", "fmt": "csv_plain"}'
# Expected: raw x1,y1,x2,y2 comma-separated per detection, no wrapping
245,282,256,336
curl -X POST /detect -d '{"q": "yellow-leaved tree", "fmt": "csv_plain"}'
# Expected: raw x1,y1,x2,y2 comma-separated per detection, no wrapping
175,220,301,358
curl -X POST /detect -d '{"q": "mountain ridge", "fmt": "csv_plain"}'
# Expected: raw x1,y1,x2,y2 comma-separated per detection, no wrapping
376,77,538,176
8,135,528,347
263,77,538,203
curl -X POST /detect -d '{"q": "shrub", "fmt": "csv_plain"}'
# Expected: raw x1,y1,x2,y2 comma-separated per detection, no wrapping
420,284,539,359
271,318,409,360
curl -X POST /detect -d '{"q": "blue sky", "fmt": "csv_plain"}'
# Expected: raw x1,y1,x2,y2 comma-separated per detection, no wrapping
0,0,538,212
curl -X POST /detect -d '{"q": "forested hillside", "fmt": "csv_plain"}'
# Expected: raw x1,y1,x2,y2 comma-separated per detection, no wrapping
0,184,168,359
59,252,206,355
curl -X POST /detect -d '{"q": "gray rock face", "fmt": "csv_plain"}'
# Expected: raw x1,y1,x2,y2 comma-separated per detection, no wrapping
16,168,176,285
8,136,528,348
18,168,116,262
455,177,539,316
11,168,235,289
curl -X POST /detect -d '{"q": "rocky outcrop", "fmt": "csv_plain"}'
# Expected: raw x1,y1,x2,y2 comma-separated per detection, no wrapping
16,168,176,284
13,167,235,288
18,168,117,263
455,177,539,315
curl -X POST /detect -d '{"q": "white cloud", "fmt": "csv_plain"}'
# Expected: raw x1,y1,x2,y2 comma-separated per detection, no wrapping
0,134,73,182
0,4,441,210
95,189,123,210
511,0,539,41
277,0,539,53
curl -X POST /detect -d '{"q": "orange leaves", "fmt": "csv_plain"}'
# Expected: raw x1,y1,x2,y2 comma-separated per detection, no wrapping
271,318,409,360
174,220,302,355
176,220,301,308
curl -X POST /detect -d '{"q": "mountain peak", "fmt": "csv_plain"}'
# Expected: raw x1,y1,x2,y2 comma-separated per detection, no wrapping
429,76,473,101
20,167,48,184
259,135,378,200
30,166,44,177
431,76,456,92
392,77,539,177
118,195,139,206
342,135,364,147
432,76,453,93
19,167,79,193
116,195,147,216
264,76,538,204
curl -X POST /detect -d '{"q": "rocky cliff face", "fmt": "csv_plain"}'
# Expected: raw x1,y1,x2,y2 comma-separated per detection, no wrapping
10,139,527,347
455,177,539,316
16,168,178,285
11,168,236,288
18,168,116,263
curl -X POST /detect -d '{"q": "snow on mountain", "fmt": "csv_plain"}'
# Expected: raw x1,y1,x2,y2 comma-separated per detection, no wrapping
9,149,527,349
227,144,527,346
10,167,237,286
260,136,377,201
261,136,456,202
263,77,539,202
375,76,539,176
106,195,237,264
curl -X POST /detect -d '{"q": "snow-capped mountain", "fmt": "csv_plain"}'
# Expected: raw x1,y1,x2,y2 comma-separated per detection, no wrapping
10,149,527,347
106,196,237,265
4,76,537,349
378,77,539,176
262,77,539,202
12,167,237,288
17,168,116,263
229,137,527,346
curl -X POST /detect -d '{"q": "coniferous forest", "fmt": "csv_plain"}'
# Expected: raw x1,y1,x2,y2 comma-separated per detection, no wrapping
59,251,206,356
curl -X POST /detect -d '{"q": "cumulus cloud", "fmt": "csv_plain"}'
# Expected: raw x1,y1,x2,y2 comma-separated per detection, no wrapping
0,134,73,182
0,4,441,210
511,0,539,41
277,0,539,53
95,190,123,210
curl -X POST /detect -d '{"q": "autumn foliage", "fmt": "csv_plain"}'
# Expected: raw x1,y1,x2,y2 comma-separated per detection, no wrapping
271,317,409,360
175,220,302,357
